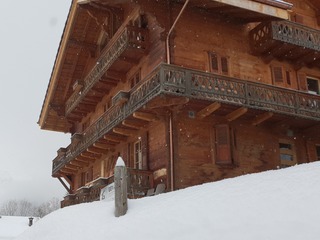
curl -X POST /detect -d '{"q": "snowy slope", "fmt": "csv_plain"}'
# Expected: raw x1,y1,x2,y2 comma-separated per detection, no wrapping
15,162,320,240
0,216,38,240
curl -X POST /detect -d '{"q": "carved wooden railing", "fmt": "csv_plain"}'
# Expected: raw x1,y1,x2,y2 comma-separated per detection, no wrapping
60,169,153,207
65,21,148,116
53,63,320,175
250,20,320,53
127,168,154,197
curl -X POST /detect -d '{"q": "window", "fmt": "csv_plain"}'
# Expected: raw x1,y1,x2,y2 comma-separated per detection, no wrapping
209,52,229,75
297,73,320,94
307,77,320,95
214,124,233,164
130,70,141,88
134,140,142,169
279,140,296,168
271,66,292,87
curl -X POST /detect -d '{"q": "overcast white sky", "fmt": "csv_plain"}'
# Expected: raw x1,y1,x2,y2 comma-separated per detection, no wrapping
0,1,72,205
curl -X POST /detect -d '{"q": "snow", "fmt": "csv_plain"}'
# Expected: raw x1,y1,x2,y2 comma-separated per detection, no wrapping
115,156,126,167
15,162,320,240
0,216,39,240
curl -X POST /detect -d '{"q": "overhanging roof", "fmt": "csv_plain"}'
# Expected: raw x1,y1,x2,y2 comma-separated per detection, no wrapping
186,0,292,22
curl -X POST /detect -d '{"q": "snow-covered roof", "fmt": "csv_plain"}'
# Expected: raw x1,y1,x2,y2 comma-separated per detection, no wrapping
0,216,39,240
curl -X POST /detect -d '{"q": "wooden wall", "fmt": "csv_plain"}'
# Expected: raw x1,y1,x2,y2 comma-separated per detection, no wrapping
69,0,320,191
171,1,320,91
173,107,318,190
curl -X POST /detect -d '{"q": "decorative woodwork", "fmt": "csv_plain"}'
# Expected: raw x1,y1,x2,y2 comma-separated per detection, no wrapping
52,63,320,175
65,16,148,116
250,20,320,65
60,168,154,207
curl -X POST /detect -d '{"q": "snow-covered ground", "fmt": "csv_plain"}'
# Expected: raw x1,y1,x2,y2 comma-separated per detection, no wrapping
0,216,38,240
15,162,320,240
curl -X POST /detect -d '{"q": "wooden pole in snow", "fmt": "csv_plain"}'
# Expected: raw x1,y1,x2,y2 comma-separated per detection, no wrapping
114,157,128,217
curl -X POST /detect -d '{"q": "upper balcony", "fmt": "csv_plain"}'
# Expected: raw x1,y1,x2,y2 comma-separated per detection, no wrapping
53,63,320,176
65,15,148,121
250,20,320,67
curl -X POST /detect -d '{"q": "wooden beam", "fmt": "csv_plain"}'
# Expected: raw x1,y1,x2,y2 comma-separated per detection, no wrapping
196,102,221,119
70,160,89,167
58,177,72,194
252,112,274,126
93,142,114,149
122,119,146,129
81,152,100,159
104,134,127,143
60,168,77,175
133,112,159,122
60,173,72,186
113,127,137,136
65,164,78,171
75,156,92,162
225,107,248,122
87,146,108,155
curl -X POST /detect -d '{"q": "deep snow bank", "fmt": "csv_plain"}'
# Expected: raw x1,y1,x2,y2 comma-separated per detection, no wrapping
16,162,320,240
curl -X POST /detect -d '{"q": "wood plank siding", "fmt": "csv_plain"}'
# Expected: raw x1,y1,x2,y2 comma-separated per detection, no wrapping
39,0,320,207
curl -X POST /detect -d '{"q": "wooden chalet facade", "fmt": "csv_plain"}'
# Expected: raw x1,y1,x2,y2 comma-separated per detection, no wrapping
39,0,320,207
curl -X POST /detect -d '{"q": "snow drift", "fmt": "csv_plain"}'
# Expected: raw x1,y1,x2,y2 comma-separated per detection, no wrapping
15,162,320,240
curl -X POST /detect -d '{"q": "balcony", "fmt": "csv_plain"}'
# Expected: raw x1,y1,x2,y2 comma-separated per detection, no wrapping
61,169,154,207
65,17,148,119
250,20,320,67
53,63,320,176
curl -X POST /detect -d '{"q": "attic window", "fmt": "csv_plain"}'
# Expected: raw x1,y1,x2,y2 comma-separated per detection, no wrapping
209,52,229,75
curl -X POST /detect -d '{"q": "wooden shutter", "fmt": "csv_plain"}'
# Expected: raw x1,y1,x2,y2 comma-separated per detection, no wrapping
215,124,232,164
210,52,219,72
221,57,229,75
141,132,149,170
306,141,317,162
285,70,291,86
294,14,304,24
297,73,308,91
271,66,284,83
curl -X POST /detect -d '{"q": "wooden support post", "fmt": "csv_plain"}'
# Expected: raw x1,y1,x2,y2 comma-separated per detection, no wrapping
114,157,128,217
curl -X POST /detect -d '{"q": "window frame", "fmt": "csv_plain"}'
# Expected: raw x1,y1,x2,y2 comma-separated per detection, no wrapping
306,76,320,95
271,65,292,88
279,139,297,168
208,51,230,76
213,124,234,165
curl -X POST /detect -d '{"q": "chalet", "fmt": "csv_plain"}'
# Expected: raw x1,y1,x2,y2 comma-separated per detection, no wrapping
38,0,320,207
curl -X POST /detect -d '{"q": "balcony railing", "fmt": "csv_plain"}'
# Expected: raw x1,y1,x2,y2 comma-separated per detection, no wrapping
61,169,153,207
65,22,148,116
250,20,320,54
53,63,320,175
